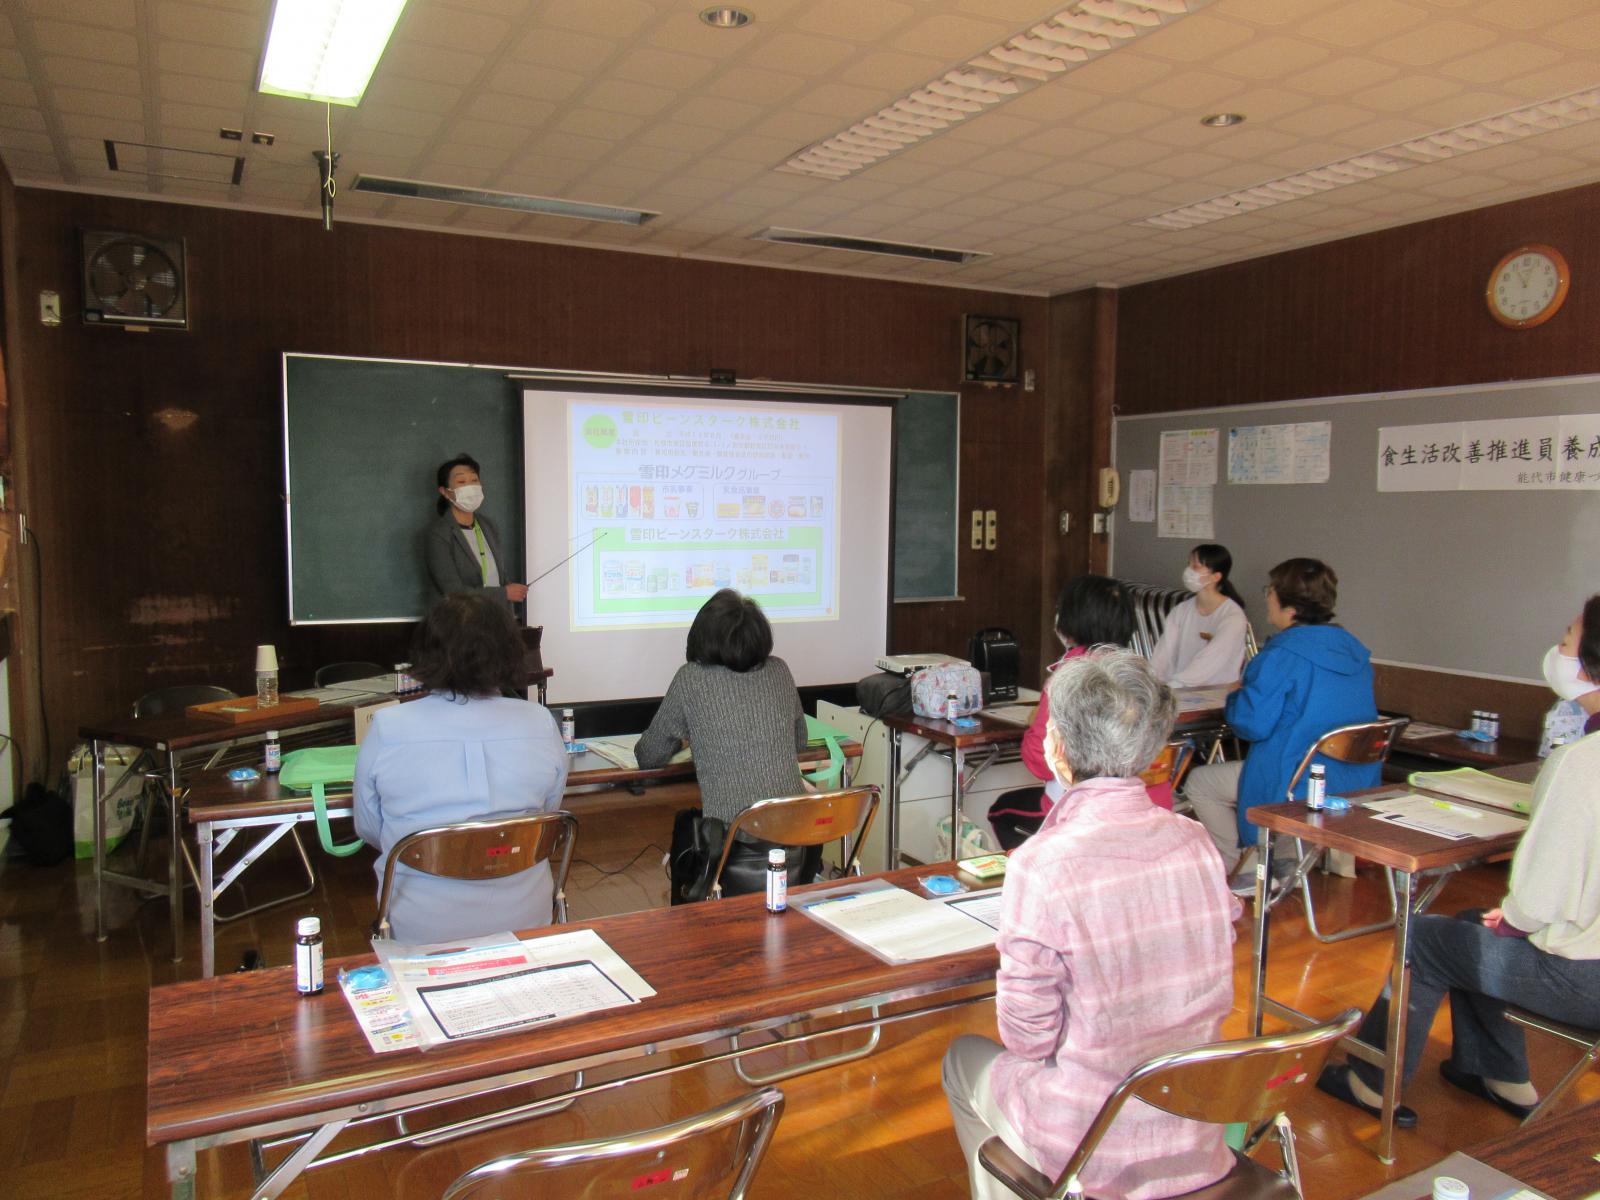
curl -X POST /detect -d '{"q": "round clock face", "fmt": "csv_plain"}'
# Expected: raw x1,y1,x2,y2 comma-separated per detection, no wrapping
1487,244,1569,329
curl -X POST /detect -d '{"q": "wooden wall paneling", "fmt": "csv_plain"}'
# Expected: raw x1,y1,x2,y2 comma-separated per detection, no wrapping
1115,180,1600,416
7,188,1050,768
1374,662,1549,744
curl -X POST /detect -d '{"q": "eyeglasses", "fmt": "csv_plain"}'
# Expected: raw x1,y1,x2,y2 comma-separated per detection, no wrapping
1261,585,1275,599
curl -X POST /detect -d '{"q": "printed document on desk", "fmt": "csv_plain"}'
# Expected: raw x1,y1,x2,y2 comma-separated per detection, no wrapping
1363,795,1527,841
1175,684,1232,713
942,889,1004,931
376,929,654,1048
797,880,995,964
980,704,1035,726
584,733,692,771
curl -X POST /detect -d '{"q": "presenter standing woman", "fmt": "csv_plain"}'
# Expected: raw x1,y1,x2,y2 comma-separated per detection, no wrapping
425,453,529,609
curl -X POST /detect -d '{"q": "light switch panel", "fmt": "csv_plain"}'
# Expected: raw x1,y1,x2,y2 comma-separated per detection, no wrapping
970,510,984,550
984,509,997,550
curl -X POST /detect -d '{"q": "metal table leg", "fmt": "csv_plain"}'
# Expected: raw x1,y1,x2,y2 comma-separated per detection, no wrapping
1378,868,1416,1164
93,738,108,942
1249,828,1273,1036
886,728,902,872
199,818,216,978
167,1141,197,1200
168,754,184,963
950,745,965,859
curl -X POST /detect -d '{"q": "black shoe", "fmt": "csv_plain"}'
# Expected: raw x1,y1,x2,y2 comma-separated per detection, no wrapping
1438,1059,1537,1120
1316,1065,1418,1129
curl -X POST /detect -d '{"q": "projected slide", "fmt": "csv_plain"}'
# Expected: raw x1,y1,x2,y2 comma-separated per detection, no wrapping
568,399,840,629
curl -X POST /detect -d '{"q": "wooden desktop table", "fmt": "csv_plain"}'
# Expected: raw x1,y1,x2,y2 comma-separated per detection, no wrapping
146,864,998,1200
182,738,860,978
881,685,1227,868
82,669,557,964
1247,763,1537,1165
1394,726,1539,770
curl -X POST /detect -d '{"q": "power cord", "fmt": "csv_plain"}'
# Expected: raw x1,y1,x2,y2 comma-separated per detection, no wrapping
568,841,669,883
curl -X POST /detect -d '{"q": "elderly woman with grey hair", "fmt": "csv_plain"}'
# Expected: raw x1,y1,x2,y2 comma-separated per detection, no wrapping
943,649,1241,1200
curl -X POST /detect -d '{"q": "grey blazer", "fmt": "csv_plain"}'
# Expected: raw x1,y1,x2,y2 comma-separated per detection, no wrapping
423,511,515,607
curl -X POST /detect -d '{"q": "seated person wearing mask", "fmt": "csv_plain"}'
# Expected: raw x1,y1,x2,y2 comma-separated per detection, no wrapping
944,649,1240,1200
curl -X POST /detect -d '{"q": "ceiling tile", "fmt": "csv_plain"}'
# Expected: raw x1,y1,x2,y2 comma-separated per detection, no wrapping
379,43,488,88
1483,0,1597,32
153,2,261,51
0,103,48,133
1281,55,1399,97
510,28,615,70
1376,20,1501,67
485,62,585,101
0,78,37,106
361,75,463,112
1350,74,1463,113
156,40,255,83
31,20,139,64
744,32,858,76
556,107,645,141
581,77,678,118
836,49,948,93
46,56,140,92
1140,15,1258,63
19,0,137,28
1438,40,1564,86
794,0,915,42
464,92,555,125
670,94,760,131
633,120,725,154
56,83,143,119
609,46,717,90
397,4,510,54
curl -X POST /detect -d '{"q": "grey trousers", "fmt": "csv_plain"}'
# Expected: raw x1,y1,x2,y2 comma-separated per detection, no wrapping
1183,760,1248,871
942,1035,1043,1200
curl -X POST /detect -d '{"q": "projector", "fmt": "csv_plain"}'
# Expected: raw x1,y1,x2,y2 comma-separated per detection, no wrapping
874,653,968,676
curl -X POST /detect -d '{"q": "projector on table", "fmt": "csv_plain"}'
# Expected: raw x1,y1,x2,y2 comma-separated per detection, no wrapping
873,653,967,676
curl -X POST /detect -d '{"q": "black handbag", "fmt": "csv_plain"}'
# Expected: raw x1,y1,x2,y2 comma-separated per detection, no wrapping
669,807,823,905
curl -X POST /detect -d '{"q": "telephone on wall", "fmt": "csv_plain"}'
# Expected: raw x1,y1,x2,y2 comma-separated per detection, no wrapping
1097,468,1121,509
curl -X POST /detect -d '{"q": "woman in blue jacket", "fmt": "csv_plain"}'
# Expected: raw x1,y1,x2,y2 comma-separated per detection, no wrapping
1184,558,1378,892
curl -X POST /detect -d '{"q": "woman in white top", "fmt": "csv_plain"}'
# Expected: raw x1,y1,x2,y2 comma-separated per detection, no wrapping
1148,543,1250,688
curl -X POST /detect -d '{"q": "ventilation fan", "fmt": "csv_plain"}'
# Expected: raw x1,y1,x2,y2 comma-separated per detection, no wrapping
962,315,1020,385
80,230,188,329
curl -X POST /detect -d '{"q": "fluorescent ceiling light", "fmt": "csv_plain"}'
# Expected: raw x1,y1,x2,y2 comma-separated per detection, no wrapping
258,0,409,107
1141,86,1600,231
781,0,1207,181
753,228,987,264
351,176,659,225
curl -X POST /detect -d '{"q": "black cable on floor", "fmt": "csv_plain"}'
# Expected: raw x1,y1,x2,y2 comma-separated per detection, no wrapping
569,842,669,881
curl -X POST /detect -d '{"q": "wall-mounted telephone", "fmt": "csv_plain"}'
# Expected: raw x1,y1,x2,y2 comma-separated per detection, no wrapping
1097,468,1121,509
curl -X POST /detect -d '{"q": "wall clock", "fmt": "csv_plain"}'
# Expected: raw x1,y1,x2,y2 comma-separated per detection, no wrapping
1486,243,1569,329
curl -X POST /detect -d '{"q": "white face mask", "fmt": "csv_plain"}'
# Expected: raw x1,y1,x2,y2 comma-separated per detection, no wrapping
451,483,484,514
1182,566,1210,593
1543,644,1595,702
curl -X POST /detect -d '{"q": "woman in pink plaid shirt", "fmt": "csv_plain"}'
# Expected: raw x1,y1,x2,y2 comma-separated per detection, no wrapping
944,649,1242,1200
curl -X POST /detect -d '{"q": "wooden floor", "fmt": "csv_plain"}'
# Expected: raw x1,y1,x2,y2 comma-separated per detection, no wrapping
1,787,1592,1200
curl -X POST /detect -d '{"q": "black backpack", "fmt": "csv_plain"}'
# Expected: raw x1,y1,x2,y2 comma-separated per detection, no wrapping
2,781,73,866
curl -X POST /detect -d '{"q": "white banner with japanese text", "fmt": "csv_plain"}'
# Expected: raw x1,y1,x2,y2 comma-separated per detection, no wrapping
1377,415,1600,491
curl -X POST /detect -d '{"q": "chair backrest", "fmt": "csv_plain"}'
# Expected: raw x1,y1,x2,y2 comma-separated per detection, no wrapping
372,811,579,938
1122,583,1188,659
1138,738,1196,791
442,1087,784,1200
1284,716,1409,801
710,786,879,900
1242,621,1260,663
314,661,386,687
133,684,236,718
1008,1008,1360,1200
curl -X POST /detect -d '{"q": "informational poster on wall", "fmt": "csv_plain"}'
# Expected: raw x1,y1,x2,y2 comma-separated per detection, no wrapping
1128,469,1156,522
1227,421,1331,484
1158,486,1213,538
1158,428,1219,485
567,399,841,628
1377,414,1600,491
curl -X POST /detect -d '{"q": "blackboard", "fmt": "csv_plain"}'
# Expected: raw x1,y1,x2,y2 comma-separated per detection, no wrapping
284,355,960,621
894,392,960,601
1110,375,1600,681
284,355,525,623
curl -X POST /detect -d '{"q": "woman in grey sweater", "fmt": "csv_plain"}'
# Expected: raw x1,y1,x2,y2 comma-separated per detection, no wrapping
637,589,812,898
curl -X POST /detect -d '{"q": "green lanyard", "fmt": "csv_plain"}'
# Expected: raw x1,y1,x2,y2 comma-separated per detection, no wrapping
472,521,488,583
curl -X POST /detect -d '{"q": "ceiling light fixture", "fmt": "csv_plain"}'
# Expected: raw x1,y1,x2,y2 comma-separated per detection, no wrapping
699,7,753,29
780,0,1202,181
351,175,658,225
258,0,410,107
1199,112,1244,127
1142,86,1600,230
752,228,987,264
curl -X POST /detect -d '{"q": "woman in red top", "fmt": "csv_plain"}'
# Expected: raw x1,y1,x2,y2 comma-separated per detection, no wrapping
990,575,1172,850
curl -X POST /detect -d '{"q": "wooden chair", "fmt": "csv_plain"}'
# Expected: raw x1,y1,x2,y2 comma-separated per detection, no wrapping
707,784,879,900
1503,1007,1600,1124
1276,717,1409,942
979,1008,1361,1200
442,1088,784,1200
707,787,880,1085
372,811,579,939
313,660,385,687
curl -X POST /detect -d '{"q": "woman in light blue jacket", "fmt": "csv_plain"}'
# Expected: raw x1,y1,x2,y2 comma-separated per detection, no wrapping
355,592,568,943
1184,558,1378,890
